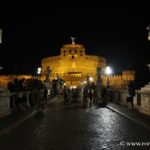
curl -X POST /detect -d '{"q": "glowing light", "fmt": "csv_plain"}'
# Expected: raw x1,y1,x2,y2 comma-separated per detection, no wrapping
37,67,41,75
89,76,94,82
70,86,77,89
105,66,112,75
83,80,87,84
148,33,150,41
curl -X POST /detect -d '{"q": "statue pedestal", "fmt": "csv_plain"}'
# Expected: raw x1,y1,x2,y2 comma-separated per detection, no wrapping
138,82,150,115
141,83,150,91
0,88,11,118
133,64,150,115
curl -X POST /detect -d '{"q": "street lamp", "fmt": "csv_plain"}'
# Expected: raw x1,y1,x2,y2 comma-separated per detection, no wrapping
36,67,41,79
105,66,112,88
89,76,94,83
37,67,41,75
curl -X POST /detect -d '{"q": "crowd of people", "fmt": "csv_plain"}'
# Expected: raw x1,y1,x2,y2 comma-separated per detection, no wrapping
62,81,136,109
63,86,80,104
62,83,108,108
7,78,48,111
6,77,136,111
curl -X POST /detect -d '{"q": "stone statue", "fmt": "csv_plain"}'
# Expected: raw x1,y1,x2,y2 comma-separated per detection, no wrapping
147,64,150,72
71,37,76,45
46,66,51,81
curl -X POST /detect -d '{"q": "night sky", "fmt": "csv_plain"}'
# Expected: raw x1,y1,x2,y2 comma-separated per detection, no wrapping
0,6,150,88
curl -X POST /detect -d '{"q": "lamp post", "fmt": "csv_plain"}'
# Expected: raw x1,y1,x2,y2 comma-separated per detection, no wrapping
105,66,112,89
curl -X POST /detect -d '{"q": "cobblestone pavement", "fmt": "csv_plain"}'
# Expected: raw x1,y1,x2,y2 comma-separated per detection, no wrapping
107,102,150,130
0,97,150,150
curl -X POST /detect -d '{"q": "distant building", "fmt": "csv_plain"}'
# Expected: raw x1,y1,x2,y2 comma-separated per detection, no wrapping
0,75,32,88
41,40,135,89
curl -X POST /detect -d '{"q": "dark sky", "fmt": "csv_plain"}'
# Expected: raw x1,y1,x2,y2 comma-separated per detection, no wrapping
0,6,150,88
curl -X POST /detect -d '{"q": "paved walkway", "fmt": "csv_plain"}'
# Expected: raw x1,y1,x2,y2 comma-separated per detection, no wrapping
0,96,150,137
0,95,58,136
106,102,150,130
0,97,150,149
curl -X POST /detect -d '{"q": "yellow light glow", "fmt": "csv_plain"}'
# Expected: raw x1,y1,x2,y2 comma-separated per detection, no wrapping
89,76,94,82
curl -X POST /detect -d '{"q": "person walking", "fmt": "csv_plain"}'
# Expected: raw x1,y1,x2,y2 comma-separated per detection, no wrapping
42,86,48,107
88,88,93,107
83,85,88,108
63,86,69,104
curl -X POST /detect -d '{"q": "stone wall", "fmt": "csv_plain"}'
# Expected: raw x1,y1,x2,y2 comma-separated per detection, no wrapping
134,90,150,116
0,75,32,88
0,89,11,118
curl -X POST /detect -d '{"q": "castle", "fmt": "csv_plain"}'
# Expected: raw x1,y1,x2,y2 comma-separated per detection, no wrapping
41,39,135,89
0,38,135,89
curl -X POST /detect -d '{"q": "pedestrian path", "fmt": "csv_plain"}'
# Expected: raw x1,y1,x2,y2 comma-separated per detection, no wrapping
0,95,59,136
106,102,150,130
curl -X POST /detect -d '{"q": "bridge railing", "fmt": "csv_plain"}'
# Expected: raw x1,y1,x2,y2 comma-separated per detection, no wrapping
0,90,46,118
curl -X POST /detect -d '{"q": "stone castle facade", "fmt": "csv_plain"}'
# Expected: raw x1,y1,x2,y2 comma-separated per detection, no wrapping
41,41,135,89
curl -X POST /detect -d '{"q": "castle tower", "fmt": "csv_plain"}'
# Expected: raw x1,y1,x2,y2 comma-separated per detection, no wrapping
41,39,106,87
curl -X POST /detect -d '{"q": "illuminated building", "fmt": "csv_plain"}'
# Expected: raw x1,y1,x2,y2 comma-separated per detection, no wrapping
41,39,135,89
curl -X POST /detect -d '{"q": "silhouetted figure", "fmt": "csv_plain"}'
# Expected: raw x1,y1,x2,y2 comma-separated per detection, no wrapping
42,86,48,107
126,81,135,109
83,86,88,108
63,86,69,104
88,89,93,107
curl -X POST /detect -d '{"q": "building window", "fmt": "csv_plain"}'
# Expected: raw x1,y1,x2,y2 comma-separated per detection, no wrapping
72,55,74,59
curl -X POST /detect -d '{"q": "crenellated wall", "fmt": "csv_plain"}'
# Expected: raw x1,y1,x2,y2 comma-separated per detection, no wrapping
0,75,32,88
